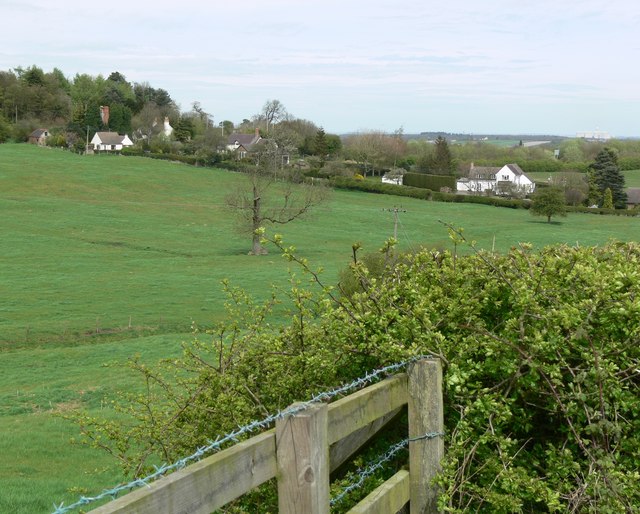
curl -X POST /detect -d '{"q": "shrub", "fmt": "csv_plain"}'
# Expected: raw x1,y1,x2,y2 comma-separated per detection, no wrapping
76,239,640,512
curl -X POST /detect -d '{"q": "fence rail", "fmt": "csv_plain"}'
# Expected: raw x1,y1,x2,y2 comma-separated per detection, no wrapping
88,358,443,514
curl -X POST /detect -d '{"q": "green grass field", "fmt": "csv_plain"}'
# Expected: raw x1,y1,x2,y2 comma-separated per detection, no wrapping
1,143,639,513
623,169,640,187
527,169,640,188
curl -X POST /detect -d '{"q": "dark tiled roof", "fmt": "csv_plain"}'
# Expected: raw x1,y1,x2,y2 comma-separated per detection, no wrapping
505,163,526,176
30,128,48,138
228,132,260,147
627,188,640,205
468,166,499,179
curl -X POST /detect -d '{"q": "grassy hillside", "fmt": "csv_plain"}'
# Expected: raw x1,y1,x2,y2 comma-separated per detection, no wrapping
1,143,639,513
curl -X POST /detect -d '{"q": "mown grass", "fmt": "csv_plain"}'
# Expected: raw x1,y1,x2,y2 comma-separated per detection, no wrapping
1,143,639,513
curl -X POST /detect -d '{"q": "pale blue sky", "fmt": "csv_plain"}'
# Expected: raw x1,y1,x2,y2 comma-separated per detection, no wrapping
2,0,639,136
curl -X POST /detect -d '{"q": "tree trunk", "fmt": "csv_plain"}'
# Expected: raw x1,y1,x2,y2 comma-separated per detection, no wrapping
251,230,267,255
547,215,551,223
251,186,268,255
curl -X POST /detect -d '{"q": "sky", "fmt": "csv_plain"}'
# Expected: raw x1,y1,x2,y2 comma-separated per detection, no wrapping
2,0,639,136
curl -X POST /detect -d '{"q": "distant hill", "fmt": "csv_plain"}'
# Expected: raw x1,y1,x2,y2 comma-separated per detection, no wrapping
411,131,568,146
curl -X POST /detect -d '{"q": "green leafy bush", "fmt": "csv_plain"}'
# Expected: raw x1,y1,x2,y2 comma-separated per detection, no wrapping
75,237,640,512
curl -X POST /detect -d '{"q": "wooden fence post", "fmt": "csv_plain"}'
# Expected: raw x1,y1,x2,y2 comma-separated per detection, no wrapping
408,358,444,513
276,403,329,514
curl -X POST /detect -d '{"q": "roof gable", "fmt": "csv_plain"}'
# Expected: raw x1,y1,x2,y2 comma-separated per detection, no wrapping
505,163,525,176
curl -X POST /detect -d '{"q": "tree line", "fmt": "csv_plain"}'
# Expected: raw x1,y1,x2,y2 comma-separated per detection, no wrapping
0,65,637,214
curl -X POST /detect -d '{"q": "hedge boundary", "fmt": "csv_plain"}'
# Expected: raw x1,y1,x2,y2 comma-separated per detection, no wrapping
330,177,640,216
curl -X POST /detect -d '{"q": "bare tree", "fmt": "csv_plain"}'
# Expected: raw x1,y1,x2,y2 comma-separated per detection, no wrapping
549,171,589,206
226,165,330,255
344,131,400,176
131,102,163,144
261,99,287,134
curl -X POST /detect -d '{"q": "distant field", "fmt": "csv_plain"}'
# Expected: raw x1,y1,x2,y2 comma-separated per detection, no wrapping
624,169,640,187
475,139,520,147
2,143,639,513
527,169,640,189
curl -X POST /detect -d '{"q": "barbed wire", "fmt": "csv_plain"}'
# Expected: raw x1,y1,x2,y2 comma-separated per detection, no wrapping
52,355,431,513
329,431,444,507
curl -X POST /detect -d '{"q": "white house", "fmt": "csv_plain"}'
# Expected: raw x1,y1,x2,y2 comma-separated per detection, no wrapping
457,163,535,196
163,117,173,137
90,132,134,152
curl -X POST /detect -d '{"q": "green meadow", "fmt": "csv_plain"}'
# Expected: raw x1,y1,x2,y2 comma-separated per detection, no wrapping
1,143,639,513
527,168,640,187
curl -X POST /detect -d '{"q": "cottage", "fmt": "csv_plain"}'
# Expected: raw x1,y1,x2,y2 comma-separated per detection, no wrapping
457,163,535,196
28,128,49,146
226,128,262,159
90,132,134,152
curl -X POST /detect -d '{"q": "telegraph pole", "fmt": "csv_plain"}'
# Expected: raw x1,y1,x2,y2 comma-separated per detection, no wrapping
383,206,407,239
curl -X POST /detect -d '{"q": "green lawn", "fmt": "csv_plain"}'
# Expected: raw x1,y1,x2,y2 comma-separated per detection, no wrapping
1,143,639,513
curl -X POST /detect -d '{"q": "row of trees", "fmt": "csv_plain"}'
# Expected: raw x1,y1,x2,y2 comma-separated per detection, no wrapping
0,66,344,162
0,66,635,214
530,146,628,223
0,66,180,146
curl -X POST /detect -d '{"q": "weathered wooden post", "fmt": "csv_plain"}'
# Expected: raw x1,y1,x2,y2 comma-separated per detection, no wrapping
408,358,444,513
276,403,329,514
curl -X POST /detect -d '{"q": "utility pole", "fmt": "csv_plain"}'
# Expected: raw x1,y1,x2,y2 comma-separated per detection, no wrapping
383,206,407,240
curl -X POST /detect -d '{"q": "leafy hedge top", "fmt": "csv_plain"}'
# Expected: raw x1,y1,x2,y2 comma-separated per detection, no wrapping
76,239,640,512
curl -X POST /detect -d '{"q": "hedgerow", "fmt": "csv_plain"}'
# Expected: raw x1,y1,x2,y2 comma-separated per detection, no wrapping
74,236,640,512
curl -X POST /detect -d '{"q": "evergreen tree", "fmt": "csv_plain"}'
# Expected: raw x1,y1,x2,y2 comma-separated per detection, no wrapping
313,127,328,166
429,135,455,175
602,188,613,209
590,148,627,208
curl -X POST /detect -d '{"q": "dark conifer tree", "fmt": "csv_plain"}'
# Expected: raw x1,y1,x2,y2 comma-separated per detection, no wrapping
429,135,455,175
313,127,328,166
590,148,627,208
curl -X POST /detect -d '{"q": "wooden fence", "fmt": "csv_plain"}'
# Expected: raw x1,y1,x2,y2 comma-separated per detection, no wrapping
89,358,443,514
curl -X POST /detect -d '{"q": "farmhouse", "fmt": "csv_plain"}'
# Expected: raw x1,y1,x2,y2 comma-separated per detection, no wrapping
90,132,134,152
457,163,535,196
226,128,262,159
28,128,49,145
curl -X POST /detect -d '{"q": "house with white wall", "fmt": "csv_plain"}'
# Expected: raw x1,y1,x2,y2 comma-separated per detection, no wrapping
90,132,134,152
457,163,535,196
